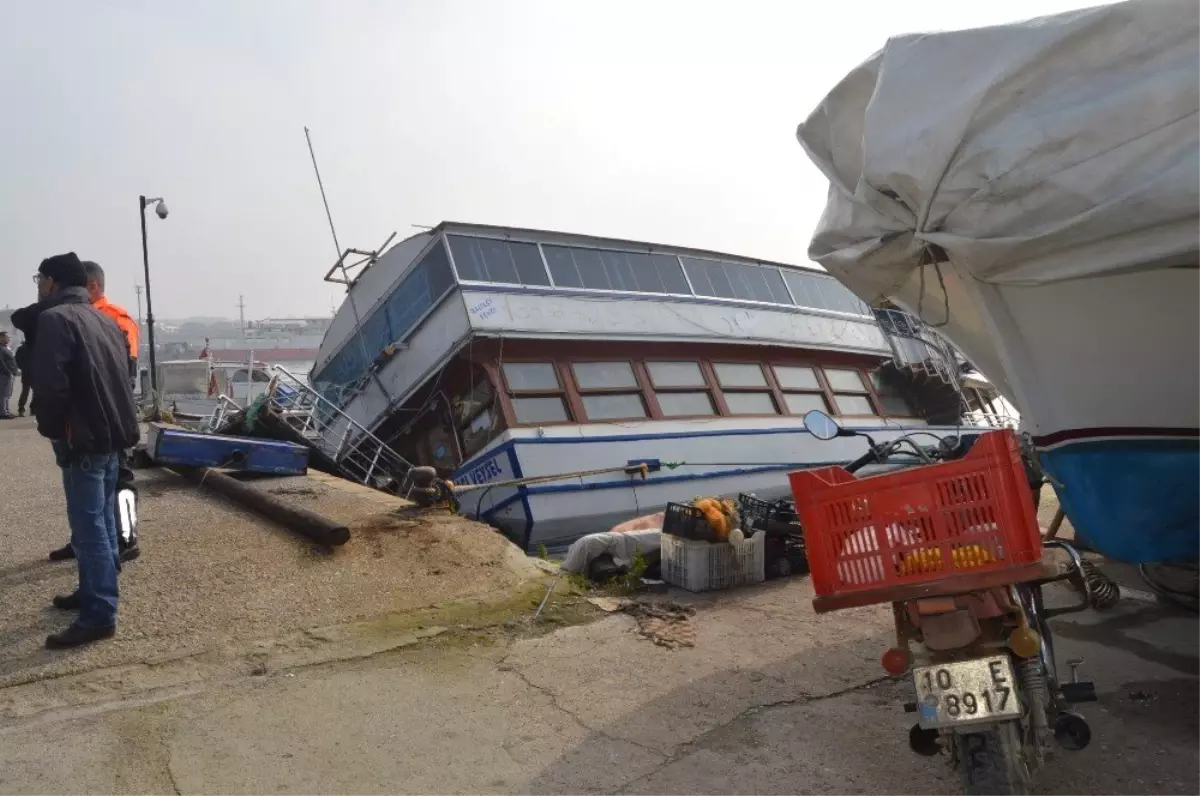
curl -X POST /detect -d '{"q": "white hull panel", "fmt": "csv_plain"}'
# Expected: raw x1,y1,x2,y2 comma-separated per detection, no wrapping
452,416,952,551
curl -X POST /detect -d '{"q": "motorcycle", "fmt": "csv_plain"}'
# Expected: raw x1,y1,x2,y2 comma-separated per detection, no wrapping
797,409,1099,795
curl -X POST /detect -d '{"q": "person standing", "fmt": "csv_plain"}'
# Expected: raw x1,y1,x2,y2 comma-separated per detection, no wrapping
46,261,142,563
15,338,33,417
0,331,17,418
32,252,139,649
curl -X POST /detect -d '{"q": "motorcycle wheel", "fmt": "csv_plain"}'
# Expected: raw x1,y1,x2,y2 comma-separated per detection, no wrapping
957,721,1032,795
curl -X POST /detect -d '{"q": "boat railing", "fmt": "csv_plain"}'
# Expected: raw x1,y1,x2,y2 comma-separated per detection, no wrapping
873,308,962,385
267,365,414,492
206,394,243,433
961,410,1021,430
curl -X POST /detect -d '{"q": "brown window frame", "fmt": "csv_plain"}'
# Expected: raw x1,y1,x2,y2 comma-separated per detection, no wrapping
498,360,575,426
643,359,721,419
711,361,780,417
820,366,881,417
567,360,651,422
867,368,916,419
768,362,834,416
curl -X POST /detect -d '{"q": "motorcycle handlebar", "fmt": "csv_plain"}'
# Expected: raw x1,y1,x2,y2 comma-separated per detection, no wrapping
844,448,883,474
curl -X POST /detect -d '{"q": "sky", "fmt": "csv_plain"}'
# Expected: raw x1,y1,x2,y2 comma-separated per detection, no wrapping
1,0,1102,320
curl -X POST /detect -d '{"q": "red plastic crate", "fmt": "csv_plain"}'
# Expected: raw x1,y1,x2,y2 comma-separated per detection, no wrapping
788,430,1042,606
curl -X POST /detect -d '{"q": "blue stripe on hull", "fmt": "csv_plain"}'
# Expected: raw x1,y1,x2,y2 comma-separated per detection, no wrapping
1040,439,1199,563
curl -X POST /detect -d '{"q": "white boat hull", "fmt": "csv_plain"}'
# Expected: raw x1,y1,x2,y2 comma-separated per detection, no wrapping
452,416,956,551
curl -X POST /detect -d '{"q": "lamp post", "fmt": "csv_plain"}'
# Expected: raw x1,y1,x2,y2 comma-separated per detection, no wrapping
139,195,168,394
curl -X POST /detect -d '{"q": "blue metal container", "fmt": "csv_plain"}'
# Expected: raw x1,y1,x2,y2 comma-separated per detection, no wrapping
146,423,309,475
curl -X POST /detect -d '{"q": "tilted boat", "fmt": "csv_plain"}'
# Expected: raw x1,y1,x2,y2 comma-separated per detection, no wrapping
307,222,1007,551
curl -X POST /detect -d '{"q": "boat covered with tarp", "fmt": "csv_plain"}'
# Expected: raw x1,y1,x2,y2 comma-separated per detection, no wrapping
796,0,1199,562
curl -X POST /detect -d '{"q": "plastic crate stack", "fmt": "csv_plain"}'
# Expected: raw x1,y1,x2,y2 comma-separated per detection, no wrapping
660,502,766,592
737,493,809,579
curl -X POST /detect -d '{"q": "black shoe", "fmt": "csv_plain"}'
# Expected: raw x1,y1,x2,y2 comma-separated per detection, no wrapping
49,543,76,562
52,592,81,611
120,543,141,563
45,623,116,649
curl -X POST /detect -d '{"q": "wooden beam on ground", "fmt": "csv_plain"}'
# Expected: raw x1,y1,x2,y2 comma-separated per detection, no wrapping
175,465,351,546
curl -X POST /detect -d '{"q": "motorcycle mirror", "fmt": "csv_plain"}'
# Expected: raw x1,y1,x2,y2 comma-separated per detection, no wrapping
803,409,842,441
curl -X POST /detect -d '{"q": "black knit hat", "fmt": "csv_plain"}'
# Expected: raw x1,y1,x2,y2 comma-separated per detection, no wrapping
38,252,88,288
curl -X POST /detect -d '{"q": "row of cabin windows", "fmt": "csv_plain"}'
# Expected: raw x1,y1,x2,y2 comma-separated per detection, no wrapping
499,360,912,426
447,235,872,317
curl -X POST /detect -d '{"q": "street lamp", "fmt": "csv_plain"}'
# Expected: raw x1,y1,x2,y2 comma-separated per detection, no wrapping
139,195,168,394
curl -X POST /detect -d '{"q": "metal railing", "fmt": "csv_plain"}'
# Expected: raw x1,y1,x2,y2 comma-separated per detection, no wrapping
265,365,414,493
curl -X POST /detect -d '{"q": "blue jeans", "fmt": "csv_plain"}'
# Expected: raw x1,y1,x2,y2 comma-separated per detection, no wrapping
55,443,120,629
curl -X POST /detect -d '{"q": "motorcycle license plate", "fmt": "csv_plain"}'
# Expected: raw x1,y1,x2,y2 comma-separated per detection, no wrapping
913,655,1022,730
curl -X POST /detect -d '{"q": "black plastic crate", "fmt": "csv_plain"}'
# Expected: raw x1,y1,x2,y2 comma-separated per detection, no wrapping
737,493,797,532
765,534,809,580
662,502,723,543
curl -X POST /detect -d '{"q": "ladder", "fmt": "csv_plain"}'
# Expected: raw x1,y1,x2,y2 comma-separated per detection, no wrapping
265,366,414,493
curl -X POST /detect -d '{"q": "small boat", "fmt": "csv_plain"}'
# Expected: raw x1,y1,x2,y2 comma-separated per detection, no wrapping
797,0,1198,562
309,222,1007,551
144,357,275,420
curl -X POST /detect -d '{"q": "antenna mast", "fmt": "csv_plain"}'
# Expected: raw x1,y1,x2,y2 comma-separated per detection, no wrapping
304,126,342,258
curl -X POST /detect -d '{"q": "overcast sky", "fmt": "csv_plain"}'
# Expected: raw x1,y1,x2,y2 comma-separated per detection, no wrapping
1,0,1100,320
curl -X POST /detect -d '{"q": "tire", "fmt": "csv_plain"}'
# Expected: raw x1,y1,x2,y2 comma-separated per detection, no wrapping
957,721,1031,795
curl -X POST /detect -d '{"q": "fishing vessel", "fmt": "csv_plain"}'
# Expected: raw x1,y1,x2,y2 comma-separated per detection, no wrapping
309,222,1004,551
146,357,275,420
796,0,1198,562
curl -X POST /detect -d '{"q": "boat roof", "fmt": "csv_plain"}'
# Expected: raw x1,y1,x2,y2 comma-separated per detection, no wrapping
409,221,830,276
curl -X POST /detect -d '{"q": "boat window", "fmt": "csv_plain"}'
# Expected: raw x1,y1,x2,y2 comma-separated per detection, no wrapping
542,246,691,296
649,254,692,294
502,362,560,391
460,408,495,457
572,362,638,390
723,391,779,416
646,361,706,388
833,394,876,416
713,363,767,388
448,236,550,287
773,365,821,390
512,396,570,424
656,391,717,417
581,393,648,421
870,370,915,417
230,369,273,383
824,368,868,392
543,246,584,288
824,368,877,415
783,392,830,415
782,271,871,316
682,259,793,305
313,238,457,404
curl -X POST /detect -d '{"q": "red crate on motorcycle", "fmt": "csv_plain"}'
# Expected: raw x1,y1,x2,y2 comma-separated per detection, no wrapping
789,430,1043,611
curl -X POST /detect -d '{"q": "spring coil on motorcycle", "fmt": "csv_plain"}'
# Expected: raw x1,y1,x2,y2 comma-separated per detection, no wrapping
1077,560,1121,610
1019,657,1051,750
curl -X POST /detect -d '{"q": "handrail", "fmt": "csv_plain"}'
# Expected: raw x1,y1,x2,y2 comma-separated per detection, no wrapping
270,365,415,472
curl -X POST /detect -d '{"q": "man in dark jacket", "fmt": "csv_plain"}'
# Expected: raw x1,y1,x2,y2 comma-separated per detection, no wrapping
32,252,140,649
44,261,142,564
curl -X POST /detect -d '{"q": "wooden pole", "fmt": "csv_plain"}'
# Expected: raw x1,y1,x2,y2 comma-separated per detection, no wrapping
176,466,350,546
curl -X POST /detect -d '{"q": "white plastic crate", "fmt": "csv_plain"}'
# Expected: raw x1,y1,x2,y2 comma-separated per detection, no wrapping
660,532,766,592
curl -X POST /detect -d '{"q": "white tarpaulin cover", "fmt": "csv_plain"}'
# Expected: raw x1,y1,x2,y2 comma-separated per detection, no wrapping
797,0,1198,300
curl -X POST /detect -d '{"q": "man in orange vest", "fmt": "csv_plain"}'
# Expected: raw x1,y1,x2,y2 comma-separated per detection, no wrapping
48,261,142,564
